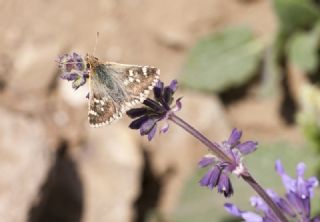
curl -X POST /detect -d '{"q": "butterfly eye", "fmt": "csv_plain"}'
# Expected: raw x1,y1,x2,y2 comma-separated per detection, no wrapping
86,63,91,69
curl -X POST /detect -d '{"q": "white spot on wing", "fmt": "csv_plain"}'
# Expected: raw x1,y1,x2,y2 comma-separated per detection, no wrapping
89,110,98,116
142,66,148,76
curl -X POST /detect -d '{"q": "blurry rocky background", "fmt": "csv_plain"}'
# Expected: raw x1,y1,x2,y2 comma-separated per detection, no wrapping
0,0,319,222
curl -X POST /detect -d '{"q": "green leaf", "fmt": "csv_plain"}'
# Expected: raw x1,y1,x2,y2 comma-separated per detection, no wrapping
288,23,320,73
273,0,320,32
179,26,263,92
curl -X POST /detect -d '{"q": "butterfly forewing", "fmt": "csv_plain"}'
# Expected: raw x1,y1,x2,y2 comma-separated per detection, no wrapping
87,56,159,127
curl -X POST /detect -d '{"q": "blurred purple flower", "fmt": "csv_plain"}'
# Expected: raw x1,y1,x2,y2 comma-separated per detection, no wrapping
57,52,89,90
198,128,257,197
126,80,182,141
224,160,319,222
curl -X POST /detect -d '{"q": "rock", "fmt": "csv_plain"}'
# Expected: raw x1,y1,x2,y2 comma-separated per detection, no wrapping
0,0,276,221
0,108,51,222
81,122,142,222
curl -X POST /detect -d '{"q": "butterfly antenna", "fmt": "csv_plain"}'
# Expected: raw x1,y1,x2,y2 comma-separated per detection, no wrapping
92,32,100,56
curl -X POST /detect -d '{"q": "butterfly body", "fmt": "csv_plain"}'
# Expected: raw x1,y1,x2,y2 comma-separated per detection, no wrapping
85,54,160,127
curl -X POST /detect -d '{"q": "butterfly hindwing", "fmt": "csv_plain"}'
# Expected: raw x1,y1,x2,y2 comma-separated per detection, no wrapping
88,93,120,127
87,57,159,127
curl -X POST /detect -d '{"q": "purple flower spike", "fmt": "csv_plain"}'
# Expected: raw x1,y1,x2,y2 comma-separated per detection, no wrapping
127,80,182,141
198,129,257,197
57,53,89,90
225,161,319,222
313,216,320,222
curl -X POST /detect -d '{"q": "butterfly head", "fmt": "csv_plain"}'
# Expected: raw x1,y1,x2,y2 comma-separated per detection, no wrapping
85,54,100,70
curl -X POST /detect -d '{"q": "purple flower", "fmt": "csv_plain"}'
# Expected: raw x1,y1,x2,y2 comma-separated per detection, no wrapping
126,80,182,141
57,53,89,90
224,160,319,222
198,129,257,197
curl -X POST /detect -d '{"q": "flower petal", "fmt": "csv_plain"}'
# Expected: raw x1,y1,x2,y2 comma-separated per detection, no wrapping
73,53,85,71
275,160,285,175
198,156,214,168
242,212,263,222
218,172,233,197
307,176,319,197
159,121,169,134
60,72,79,81
147,123,157,141
199,168,213,188
154,81,164,101
267,189,296,217
126,108,148,118
140,118,157,135
199,166,221,189
286,191,303,214
237,141,257,155
275,160,295,192
129,115,149,129
296,162,306,177
163,86,174,105
279,198,296,217
172,97,183,112
224,203,242,216
250,196,269,213
228,128,242,147
296,177,309,199
169,79,178,92
312,216,320,222
143,98,162,111
65,61,75,72
224,203,264,222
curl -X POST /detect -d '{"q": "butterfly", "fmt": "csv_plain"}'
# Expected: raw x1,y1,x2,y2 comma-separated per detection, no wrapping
86,54,160,127
58,53,160,127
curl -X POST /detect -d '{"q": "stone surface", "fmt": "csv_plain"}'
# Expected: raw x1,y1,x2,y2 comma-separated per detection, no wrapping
80,123,142,222
0,108,51,222
0,0,276,221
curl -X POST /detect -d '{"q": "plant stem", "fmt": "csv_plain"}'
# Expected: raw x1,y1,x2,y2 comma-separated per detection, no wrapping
169,113,231,162
169,113,289,222
241,172,289,222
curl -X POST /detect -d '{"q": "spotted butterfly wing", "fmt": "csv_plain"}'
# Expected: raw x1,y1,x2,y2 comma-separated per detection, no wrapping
86,55,160,127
